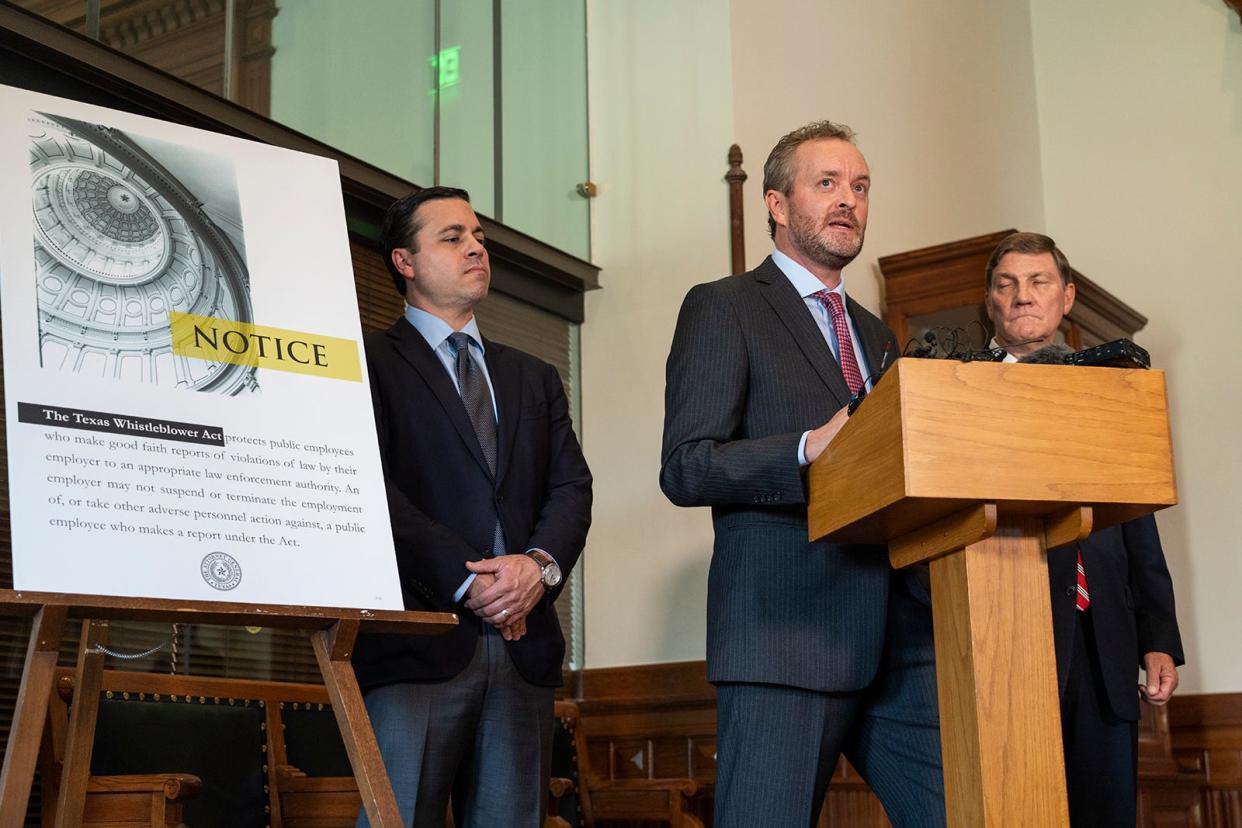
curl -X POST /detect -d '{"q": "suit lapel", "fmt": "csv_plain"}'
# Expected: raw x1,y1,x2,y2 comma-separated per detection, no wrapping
754,257,853,407
385,318,493,480
484,339,522,487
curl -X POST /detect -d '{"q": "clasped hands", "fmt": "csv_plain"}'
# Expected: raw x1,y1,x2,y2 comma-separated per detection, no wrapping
463,554,545,642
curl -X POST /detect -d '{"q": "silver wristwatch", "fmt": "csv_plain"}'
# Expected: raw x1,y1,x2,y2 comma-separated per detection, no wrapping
526,549,562,588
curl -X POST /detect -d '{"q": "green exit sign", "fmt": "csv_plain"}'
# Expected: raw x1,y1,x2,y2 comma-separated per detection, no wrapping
429,45,461,95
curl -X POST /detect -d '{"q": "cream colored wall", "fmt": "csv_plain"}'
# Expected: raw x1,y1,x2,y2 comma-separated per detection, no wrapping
580,1,735,666
1029,0,1242,693
582,0,1048,668
731,0,1047,312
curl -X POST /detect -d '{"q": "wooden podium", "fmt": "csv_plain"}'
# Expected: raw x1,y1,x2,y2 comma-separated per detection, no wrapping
807,358,1176,827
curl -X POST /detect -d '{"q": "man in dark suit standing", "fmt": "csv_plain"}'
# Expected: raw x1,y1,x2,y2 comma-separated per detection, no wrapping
352,187,592,827
660,121,944,827
984,231,1184,827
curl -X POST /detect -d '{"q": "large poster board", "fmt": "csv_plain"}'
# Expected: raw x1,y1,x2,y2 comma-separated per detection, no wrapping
0,84,403,609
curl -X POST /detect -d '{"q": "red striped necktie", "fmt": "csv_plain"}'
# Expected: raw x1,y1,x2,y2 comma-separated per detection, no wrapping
1076,547,1090,612
813,290,865,396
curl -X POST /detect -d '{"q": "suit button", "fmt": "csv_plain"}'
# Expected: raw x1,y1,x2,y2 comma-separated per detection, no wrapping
1065,587,1076,598
496,494,505,503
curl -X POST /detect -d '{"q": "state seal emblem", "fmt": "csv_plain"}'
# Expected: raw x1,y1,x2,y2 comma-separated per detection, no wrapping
200,551,242,591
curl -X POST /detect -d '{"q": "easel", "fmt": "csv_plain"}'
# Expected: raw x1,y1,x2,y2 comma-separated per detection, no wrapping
0,589,456,828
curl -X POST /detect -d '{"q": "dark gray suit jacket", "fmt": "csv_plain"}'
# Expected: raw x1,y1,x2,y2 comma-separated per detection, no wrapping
660,257,900,692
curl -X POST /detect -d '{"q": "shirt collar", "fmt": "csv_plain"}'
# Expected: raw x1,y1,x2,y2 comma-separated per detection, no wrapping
404,303,485,354
771,248,848,300
988,337,1019,363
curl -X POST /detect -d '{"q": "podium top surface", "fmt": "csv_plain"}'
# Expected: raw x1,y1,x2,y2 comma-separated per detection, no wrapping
808,358,1177,543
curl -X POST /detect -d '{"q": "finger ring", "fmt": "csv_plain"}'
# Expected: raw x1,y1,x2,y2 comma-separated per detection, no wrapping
501,609,509,617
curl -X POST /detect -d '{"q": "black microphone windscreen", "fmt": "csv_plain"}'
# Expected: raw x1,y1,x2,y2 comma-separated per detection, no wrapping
1017,343,1074,365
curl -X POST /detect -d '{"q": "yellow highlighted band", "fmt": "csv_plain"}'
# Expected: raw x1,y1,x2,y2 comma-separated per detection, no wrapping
169,311,362,383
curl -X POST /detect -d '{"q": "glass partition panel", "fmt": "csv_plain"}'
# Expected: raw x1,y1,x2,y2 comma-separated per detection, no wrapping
499,0,590,259
270,0,436,187
438,1,496,216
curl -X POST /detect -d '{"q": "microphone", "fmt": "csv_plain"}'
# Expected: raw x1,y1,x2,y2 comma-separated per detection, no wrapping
1016,343,1074,364
848,340,894,415
908,329,938,358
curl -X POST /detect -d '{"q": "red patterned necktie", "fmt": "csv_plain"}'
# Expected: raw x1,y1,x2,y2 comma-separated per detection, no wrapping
1076,547,1090,612
814,290,865,396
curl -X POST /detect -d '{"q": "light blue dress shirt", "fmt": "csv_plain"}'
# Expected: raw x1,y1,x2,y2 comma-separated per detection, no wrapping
404,304,498,420
770,250,875,466
403,304,498,600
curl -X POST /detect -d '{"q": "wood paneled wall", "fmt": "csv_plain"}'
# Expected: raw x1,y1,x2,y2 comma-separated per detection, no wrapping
573,661,1238,827
1170,694,1242,826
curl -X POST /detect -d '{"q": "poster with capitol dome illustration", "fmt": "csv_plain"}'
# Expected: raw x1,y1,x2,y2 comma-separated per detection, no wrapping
0,84,404,609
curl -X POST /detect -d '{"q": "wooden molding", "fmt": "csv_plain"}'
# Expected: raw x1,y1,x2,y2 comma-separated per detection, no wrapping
576,660,712,705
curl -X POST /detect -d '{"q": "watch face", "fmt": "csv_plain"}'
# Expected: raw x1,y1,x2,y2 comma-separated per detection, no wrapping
544,567,563,588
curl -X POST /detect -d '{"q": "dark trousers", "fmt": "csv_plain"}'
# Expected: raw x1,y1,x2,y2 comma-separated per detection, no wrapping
357,626,555,828
713,574,945,828
1061,610,1138,828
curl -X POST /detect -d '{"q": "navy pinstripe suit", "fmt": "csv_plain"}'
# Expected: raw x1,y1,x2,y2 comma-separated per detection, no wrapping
661,257,944,827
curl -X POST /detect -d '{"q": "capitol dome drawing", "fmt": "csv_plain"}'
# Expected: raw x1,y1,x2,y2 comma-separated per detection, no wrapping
29,112,258,395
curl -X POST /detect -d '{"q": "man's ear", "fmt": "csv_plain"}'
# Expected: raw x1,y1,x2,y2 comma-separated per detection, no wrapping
765,189,787,232
391,248,415,281
1062,281,1077,315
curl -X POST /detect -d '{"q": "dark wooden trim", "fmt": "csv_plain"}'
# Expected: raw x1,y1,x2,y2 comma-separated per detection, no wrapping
1167,691,1242,826
578,660,712,702
0,1,598,322
1169,692,1242,728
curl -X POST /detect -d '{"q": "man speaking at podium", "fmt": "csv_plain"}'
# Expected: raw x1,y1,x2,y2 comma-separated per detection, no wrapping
661,122,943,827
984,231,1184,827
352,187,592,827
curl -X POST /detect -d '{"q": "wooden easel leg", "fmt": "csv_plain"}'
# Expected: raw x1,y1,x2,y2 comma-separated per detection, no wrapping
53,619,109,828
311,621,404,828
929,516,1069,827
0,605,67,828
264,702,286,827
